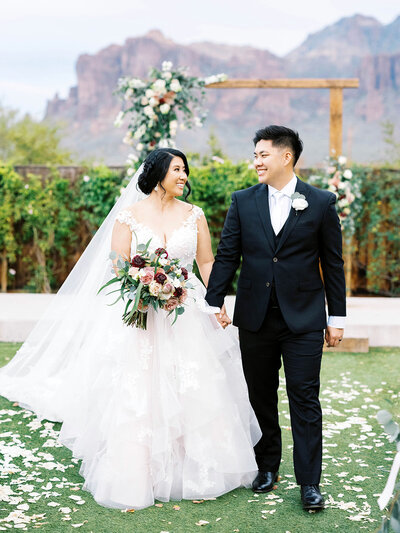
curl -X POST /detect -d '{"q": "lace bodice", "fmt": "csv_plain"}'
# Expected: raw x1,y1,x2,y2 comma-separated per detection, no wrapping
116,205,204,265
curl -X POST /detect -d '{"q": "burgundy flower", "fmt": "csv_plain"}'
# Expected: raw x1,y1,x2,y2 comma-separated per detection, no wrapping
155,248,168,258
155,271,167,284
181,267,188,280
174,286,183,298
131,255,146,268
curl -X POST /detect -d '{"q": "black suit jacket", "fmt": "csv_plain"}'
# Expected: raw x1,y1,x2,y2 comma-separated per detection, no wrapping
205,177,346,333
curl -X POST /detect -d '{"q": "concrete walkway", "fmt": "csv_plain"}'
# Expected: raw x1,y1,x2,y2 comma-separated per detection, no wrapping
0,293,399,346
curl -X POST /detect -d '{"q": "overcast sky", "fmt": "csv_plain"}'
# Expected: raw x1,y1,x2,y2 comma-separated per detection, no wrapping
1,0,399,118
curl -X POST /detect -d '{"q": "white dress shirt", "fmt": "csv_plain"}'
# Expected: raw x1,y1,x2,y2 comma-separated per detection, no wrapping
268,173,346,329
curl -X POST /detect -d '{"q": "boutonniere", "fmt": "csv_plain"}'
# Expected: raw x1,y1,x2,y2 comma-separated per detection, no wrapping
291,192,308,215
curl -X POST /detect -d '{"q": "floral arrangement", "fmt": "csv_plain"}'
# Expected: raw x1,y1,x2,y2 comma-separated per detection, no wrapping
98,238,193,330
114,61,227,165
308,155,361,234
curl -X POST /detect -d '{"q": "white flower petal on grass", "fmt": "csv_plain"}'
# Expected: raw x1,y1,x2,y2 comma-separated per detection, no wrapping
47,502,59,507
59,507,72,514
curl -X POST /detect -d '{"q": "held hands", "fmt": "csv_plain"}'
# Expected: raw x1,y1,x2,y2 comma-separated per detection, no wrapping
215,304,232,329
325,326,344,348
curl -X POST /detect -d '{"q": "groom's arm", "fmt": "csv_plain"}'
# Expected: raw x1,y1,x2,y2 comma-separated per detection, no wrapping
205,193,242,308
319,194,346,346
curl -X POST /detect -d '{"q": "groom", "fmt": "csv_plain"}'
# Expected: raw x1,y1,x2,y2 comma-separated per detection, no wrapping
205,125,346,510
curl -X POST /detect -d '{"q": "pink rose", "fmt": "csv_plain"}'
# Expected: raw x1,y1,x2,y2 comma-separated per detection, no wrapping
163,297,179,312
162,282,174,294
139,268,154,285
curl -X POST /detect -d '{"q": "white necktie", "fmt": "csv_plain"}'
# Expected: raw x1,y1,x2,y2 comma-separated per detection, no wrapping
271,191,284,235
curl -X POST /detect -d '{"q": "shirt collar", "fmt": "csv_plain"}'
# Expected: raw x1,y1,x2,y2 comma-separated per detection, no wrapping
268,173,297,197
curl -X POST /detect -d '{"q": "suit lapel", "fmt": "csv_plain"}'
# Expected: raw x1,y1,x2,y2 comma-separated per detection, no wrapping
275,177,307,254
255,184,275,253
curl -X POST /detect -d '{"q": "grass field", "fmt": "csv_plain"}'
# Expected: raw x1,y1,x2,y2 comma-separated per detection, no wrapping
0,343,399,533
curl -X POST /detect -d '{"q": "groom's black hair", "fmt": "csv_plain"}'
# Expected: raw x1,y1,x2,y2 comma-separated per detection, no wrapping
253,125,303,167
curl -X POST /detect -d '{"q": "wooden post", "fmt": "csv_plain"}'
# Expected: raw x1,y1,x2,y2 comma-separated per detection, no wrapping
1,253,7,293
329,87,343,157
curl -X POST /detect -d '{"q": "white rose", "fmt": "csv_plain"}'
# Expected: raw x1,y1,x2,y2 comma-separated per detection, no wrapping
172,278,181,288
343,169,353,179
194,116,203,127
124,88,133,100
338,181,347,190
160,103,170,114
144,106,156,118
114,111,124,127
169,120,178,130
343,207,351,215
128,267,139,280
338,155,347,165
123,132,134,145
159,257,168,266
146,89,155,98
149,281,162,297
153,79,167,95
292,198,308,211
162,71,172,80
133,125,146,139
136,143,144,151
158,139,169,148
162,60,173,71
141,97,149,106
129,78,145,89
83,175,90,182
338,198,348,208
170,79,182,92
149,97,159,107
8,268,16,275
127,153,138,164
126,167,135,177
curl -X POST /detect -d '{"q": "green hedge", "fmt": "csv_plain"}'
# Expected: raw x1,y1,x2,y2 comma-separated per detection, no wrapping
0,161,398,295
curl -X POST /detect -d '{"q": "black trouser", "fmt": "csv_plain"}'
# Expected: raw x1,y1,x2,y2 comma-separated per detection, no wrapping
239,304,324,485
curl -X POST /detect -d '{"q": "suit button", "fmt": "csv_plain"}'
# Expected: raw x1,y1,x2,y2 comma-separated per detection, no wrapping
266,282,270,287
273,257,278,263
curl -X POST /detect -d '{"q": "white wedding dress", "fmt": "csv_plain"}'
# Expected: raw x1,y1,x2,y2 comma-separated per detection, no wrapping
0,204,260,510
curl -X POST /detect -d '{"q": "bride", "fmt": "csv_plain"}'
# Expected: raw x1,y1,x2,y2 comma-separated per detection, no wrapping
0,148,260,510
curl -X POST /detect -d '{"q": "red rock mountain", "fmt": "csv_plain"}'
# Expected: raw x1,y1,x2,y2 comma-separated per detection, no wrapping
45,16,400,165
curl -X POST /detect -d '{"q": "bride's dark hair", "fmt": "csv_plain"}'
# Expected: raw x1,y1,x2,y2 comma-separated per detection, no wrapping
137,148,192,200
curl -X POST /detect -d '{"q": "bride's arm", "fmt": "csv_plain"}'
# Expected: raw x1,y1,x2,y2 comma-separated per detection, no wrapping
195,215,215,288
110,221,132,275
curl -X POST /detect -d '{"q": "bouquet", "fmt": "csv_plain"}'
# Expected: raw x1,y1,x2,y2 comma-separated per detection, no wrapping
98,238,193,330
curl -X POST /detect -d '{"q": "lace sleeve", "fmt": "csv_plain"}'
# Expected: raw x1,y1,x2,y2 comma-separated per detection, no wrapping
116,209,136,231
192,205,205,221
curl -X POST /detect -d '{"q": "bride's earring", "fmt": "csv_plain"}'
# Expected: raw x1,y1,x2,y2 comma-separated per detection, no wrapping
154,184,159,192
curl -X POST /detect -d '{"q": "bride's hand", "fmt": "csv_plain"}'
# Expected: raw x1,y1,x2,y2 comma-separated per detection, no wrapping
216,304,232,329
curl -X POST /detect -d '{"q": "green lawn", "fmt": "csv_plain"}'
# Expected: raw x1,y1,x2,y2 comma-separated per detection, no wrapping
0,343,399,533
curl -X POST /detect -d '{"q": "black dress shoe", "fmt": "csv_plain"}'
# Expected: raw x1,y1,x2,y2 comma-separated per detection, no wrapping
252,471,278,493
301,484,325,510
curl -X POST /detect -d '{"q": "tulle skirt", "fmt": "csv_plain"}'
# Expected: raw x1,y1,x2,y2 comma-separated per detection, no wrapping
0,276,260,509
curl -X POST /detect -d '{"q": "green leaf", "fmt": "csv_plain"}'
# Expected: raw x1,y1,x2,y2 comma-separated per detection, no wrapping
97,276,120,294
133,281,143,311
109,250,117,260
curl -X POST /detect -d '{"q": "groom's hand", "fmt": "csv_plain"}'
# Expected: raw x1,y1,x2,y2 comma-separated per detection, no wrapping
325,326,344,347
216,304,232,329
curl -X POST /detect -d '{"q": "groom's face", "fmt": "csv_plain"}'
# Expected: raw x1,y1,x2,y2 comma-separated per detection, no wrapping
254,140,292,184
